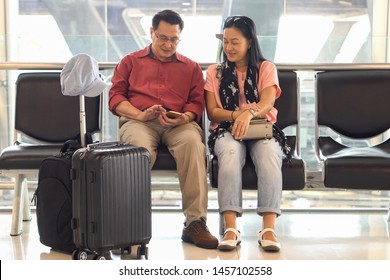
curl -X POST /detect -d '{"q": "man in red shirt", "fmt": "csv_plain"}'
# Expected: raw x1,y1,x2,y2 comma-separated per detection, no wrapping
109,9,218,249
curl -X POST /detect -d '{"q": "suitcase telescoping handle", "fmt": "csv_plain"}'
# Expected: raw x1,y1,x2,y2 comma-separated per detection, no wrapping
86,141,125,151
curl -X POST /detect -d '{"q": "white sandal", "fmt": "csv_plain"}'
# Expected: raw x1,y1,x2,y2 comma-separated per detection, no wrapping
258,228,281,252
218,228,241,251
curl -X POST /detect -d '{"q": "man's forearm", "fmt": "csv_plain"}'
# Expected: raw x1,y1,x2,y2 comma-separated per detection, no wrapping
115,101,142,120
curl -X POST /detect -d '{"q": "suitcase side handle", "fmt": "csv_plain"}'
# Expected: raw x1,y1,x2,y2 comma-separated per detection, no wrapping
87,141,125,150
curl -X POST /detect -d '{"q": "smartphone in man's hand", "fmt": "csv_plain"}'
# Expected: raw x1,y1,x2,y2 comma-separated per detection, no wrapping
166,110,182,119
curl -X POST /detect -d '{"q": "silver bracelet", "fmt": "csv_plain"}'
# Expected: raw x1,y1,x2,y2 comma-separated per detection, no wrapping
249,108,257,117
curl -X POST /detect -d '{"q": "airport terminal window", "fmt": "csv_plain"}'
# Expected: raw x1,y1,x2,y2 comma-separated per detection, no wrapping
14,0,371,64
1,0,389,208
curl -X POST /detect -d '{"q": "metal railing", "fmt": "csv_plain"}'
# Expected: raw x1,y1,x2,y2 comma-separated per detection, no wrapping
3,62,390,71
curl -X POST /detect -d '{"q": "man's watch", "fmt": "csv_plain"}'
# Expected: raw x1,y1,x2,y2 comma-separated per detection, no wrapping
249,108,257,118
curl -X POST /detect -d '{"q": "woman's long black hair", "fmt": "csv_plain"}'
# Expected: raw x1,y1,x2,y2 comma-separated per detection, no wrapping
219,15,267,70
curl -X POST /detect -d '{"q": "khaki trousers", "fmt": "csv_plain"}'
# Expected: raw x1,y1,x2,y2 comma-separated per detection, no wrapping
119,117,208,225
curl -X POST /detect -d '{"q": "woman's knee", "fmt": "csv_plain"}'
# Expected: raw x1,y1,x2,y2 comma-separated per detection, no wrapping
251,139,282,163
214,136,245,162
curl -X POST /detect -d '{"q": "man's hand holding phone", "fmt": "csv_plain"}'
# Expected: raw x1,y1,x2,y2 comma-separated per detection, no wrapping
166,110,183,119
159,106,190,127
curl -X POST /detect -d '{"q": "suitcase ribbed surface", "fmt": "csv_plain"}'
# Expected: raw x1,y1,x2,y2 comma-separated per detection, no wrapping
72,144,151,251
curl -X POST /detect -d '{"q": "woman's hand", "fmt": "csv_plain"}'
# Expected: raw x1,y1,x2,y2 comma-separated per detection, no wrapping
243,102,262,116
231,109,253,140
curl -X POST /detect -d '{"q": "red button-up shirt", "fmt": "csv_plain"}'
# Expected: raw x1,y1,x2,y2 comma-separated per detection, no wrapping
109,45,205,122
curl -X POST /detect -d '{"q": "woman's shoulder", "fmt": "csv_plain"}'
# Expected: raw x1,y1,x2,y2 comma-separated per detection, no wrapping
207,63,220,72
259,60,277,71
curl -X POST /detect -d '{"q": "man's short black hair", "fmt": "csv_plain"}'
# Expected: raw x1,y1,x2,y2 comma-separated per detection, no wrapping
152,9,184,31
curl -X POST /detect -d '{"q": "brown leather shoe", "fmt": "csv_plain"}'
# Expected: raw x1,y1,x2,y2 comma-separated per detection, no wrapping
181,220,219,249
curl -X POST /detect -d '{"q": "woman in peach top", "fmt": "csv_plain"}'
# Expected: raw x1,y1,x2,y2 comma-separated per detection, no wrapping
205,15,289,252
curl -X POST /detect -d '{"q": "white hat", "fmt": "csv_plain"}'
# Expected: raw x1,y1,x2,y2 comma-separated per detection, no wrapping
61,53,107,97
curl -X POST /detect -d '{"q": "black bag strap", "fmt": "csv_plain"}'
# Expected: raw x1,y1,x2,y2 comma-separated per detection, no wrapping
77,132,94,147
60,139,82,155
60,131,95,154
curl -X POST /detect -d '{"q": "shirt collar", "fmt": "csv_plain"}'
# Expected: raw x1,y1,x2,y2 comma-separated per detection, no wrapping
137,45,184,63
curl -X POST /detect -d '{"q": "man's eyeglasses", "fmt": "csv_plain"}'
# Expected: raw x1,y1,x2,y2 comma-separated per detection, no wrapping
154,33,181,45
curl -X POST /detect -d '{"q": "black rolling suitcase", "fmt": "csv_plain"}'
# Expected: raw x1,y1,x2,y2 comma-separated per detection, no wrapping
71,141,152,260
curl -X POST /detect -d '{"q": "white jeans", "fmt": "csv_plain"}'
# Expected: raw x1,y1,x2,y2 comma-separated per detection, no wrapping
213,132,283,216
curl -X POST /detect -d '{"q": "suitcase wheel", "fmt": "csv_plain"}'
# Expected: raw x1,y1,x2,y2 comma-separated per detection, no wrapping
93,252,111,260
136,245,148,260
72,249,88,260
72,248,111,260
121,246,131,255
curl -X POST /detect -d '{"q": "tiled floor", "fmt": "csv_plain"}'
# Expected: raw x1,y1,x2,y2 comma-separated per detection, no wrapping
1,209,390,260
